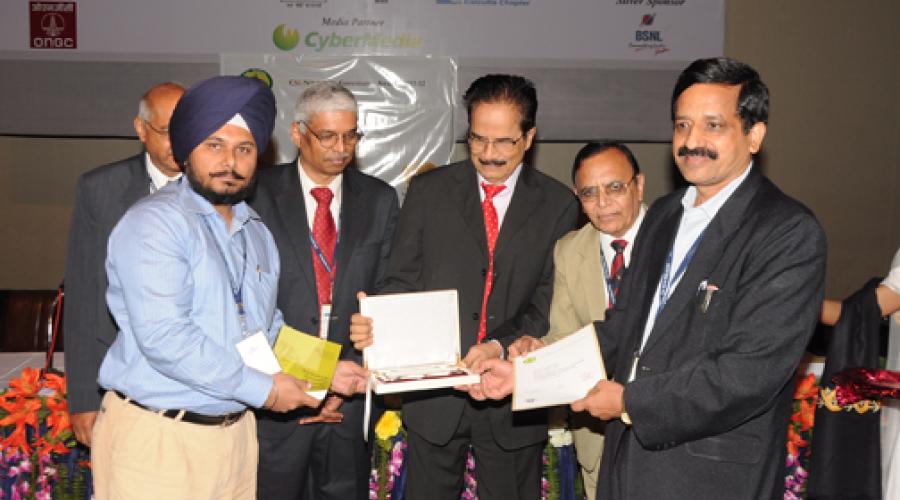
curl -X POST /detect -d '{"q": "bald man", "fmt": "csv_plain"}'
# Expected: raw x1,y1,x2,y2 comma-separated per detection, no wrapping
64,82,184,446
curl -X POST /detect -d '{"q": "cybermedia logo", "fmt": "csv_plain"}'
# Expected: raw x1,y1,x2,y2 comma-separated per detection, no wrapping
272,23,423,53
273,24,301,50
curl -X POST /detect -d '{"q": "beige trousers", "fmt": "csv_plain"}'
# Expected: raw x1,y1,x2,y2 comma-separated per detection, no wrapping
92,391,258,500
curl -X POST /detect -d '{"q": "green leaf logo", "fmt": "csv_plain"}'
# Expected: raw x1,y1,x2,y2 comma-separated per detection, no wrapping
273,24,300,51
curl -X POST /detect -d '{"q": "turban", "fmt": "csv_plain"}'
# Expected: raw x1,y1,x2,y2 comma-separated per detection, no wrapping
169,75,276,164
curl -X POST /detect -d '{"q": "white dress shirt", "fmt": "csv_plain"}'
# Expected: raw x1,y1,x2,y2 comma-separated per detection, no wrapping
297,161,343,232
599,205,647,272
636,163,753,355
145,153,181,192
476,163,523,228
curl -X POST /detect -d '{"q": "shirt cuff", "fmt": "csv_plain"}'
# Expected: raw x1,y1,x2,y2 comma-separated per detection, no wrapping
621,387,632,426
233,365,274,409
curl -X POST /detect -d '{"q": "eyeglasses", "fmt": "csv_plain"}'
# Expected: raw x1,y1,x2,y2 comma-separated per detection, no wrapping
143,120,169,136
299,121,363,150
576,174,638,202
467,132,525,156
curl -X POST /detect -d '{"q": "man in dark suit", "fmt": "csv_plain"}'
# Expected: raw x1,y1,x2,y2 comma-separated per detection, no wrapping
250,81,398,500
481,57,827,499
352,74,579,499
64,82,184,447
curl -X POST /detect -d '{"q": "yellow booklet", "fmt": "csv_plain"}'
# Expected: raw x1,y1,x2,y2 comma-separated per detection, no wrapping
273,325,342,393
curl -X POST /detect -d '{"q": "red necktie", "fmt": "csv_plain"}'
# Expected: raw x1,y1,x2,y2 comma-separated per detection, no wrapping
478,182,506,343
310,187,336,306
608,239,627,307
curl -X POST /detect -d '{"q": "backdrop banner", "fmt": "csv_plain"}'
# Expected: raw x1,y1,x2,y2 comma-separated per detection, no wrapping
0,0,723,141
3,0,723,62
221,54,456,195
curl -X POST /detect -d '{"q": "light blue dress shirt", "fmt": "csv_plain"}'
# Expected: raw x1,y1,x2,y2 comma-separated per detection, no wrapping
98,180,282,415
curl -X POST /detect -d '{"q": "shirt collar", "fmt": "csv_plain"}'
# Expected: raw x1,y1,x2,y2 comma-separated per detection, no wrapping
599,204,646,249
476,162,523,197
181,177,256,231
297,159,343,196
681,161,753,219
145,153,181,190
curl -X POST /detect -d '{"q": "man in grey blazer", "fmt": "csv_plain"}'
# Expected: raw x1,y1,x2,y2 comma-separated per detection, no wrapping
64,82,184,446
250,82,398,500
478,58,826,499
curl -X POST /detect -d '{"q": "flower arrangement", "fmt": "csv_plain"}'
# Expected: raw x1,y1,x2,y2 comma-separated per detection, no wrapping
370,410,407,500
368,410,584,500
784,372,818,499
543,426,583,500
0,367,90,500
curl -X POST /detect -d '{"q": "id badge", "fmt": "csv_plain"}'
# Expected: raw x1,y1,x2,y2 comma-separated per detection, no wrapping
236,330,281,375
318,304,332,340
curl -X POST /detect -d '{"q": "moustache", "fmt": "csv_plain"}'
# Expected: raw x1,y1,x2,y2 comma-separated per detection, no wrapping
677,145,719,160
477,158,507,167
326,153,353,162
209,170,246,181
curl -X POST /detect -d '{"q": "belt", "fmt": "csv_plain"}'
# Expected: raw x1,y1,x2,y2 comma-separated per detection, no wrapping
114,391,245,427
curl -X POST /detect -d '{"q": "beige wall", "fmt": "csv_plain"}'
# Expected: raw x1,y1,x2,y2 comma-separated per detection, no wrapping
724,0,900,296
1,0,898,296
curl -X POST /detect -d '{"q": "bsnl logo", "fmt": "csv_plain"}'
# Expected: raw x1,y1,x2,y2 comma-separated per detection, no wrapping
635,13,662,42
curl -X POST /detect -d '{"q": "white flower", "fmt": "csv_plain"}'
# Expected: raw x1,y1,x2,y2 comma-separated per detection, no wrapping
547,427,572,447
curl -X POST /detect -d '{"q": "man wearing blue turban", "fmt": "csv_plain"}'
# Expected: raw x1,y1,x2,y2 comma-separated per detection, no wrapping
90,76,368,500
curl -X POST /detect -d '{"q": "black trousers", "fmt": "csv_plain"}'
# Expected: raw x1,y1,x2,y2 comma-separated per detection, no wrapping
405,400,544,500
256,422,369,500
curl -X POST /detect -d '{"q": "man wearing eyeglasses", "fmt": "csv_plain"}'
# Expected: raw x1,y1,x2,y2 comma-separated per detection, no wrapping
469,58,827,500
65,81,184,448
250,81,398,500
510,141,646,500
350,74,579,499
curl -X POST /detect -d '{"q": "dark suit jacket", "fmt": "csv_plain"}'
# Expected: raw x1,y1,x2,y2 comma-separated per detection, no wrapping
384,160,579,449
250,161,399,439
594,169,827,499
64,154,151,414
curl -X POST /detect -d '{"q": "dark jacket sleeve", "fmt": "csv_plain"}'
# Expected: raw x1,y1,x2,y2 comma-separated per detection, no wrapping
64,176,109,414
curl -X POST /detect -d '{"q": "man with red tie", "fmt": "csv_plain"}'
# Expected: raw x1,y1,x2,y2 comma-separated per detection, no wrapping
352,74,579,499
251,81,398,500
512,141,647,500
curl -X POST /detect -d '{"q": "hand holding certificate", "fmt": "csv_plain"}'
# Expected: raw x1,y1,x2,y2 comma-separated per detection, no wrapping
512,324,606,411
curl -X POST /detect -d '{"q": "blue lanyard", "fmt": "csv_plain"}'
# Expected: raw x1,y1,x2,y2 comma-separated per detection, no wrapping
308,232,338,277
599,246,618,308
202,217,248,330
656,229,705,319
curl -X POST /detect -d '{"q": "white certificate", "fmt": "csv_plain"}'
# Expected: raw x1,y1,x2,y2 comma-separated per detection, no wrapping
512,324,606,411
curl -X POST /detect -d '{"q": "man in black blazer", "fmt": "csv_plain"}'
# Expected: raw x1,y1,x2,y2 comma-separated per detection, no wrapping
581,60,826,500
64,82,184,447
250,82,398,500
481,58,826,499
352,74,579,499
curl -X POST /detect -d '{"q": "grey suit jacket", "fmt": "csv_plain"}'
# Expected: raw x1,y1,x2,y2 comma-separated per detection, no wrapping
64,154,151,414
250,162,399,440
383,160,579,449
595,169,826,499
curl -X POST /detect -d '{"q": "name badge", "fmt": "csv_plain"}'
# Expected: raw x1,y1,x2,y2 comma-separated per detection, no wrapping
318,304,332,340
236,330,281,375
